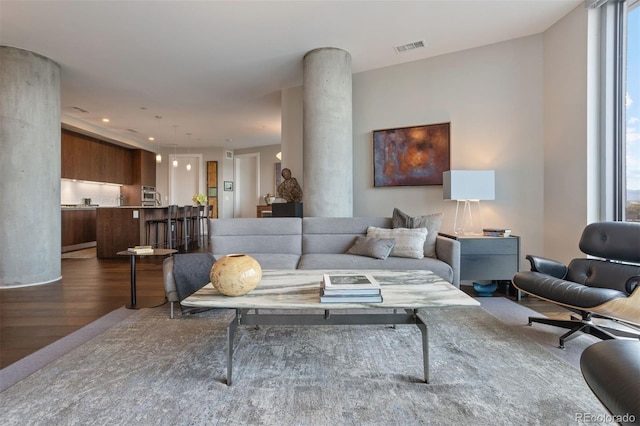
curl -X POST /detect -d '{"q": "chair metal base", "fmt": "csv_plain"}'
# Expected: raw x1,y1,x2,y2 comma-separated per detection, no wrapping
528,316,640,349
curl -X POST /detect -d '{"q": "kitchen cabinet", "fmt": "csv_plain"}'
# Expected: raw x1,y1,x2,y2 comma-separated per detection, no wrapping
61,129,132,184
61,208,97,252
121,150,157,206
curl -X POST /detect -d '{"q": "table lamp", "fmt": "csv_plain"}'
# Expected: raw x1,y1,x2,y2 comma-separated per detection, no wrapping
443,170,495,235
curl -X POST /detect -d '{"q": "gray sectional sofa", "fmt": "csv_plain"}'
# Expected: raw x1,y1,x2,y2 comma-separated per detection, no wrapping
163,216,461,317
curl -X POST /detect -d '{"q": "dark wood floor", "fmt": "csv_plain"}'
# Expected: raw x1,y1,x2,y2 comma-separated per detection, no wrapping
0,249,570,369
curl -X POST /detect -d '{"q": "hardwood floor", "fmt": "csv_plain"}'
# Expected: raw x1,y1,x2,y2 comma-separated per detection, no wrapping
0,249,570,369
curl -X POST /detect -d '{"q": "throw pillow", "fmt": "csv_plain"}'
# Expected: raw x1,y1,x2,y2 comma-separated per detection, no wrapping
392,208,444,258
345,236,396,260
366,226,427,259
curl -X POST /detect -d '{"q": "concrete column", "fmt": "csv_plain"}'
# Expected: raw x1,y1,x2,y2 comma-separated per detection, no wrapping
303,48,352,217
0,46,61,287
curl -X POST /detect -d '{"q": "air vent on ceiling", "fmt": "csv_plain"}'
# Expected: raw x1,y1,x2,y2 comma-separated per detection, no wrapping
71,106,89,113
394,40,426,53
126,129,139,133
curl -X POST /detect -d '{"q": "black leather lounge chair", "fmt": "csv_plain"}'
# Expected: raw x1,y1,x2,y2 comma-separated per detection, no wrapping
512,221,640,349
580,339,640,426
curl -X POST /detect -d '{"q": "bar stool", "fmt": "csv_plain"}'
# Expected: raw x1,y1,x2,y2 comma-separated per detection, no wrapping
191,204,207,248
145,209,167,248
177,205,192,251
165,205,179,250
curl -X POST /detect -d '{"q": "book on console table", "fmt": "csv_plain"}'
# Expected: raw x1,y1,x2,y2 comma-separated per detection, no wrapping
322,273,381,293
127,245,154,254
482,228,512,237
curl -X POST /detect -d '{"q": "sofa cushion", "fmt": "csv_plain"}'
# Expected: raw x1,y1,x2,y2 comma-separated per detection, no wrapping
297,254,454,284
367,226,427,259
346,236,395,260
302,217,392,254
210,217,302,256
392,208,444,258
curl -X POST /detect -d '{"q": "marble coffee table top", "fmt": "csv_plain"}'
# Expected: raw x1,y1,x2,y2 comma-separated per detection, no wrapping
181,269,480,310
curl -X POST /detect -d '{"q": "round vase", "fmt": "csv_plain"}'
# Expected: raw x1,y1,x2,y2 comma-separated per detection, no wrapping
209,254,262,296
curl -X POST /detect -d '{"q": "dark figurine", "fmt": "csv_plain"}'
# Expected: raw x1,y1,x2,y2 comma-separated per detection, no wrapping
277,168,303,203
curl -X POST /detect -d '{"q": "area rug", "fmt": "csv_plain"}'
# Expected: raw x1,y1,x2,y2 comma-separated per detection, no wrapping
0,302,613,425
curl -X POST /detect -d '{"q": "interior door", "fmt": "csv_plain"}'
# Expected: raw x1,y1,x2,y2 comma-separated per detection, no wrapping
234,154,260,217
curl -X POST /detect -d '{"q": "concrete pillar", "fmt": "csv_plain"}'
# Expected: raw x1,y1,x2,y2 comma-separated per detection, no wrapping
303,48,352,217
1,46,61,287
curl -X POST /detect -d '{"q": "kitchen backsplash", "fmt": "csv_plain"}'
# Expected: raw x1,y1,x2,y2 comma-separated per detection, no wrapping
61,179,121,206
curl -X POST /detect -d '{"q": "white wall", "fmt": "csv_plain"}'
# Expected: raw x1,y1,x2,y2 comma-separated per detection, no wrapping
543,5,591,264
235,143,282,203
283,35,546,268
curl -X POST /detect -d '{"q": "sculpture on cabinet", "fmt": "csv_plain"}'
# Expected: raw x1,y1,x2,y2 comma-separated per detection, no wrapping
277,168,302,203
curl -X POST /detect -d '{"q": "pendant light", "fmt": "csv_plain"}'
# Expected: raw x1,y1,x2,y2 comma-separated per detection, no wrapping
172,125,178,168
155,115,162,163
186,133,192,171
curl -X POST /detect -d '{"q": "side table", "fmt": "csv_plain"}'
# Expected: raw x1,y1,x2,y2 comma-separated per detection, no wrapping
117,249,177,309
439,233,521,299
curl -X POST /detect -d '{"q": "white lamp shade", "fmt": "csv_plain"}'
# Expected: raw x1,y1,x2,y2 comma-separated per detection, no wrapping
443,170,495,200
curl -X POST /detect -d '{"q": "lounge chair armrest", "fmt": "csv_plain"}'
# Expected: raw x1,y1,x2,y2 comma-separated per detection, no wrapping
625,276,640,294
525,254,567,279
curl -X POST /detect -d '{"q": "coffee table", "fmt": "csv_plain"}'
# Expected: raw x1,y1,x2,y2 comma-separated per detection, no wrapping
181,269,480,385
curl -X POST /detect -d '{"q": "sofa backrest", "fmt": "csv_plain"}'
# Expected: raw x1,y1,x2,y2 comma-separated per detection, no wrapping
302,217,392,254
209,218,302,256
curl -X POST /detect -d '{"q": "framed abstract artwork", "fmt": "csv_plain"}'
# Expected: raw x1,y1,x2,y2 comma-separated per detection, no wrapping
373,122,450,187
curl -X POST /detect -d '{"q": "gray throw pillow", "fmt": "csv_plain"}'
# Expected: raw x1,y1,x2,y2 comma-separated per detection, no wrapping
346,236,396,260
366,226,427,259
392,208,444,258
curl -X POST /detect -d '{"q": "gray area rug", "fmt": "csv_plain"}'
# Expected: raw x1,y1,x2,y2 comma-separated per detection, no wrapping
0,300,612,425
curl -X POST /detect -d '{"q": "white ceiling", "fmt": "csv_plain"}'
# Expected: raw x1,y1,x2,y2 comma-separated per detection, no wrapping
0,0,581,151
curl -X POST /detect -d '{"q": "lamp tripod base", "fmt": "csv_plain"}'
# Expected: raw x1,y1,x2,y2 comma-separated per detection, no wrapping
453,200,483,236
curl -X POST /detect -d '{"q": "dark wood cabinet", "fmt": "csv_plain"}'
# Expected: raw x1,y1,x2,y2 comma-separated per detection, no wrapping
61,208,97,252
121,150,157,205
61,129,132,184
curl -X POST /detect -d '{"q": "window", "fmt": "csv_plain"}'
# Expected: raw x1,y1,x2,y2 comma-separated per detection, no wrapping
595,0,639,221
626,1,639,221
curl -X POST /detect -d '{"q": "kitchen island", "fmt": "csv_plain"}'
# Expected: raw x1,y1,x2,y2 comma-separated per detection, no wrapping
96,207,168,258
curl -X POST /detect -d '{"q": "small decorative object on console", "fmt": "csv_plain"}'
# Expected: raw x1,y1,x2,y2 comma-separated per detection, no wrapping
209,254,262,296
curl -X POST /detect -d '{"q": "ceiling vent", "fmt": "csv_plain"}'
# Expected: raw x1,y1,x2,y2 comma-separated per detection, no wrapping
126,128,139,133
394,40,426,53
71,106,89,113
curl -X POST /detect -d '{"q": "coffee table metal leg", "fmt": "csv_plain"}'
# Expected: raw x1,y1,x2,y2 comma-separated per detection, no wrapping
415,317,429,383
226,310,240,386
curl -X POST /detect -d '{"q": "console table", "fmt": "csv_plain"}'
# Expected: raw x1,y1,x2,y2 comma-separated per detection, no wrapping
439,233,521,299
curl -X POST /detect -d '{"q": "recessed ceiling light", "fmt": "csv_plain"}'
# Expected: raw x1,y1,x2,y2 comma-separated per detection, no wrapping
102,118,110,123
149,136,155,141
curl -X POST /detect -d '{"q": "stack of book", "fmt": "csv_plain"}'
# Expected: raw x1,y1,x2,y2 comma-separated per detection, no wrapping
319,273,383,303
483,228,512,237
127,245,154,254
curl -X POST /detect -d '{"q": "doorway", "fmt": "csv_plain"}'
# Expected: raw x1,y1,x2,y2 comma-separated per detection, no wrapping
169,154,203,205
234,153,260,217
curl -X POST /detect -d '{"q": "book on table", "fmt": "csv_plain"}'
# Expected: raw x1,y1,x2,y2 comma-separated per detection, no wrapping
482,228,512,237
127,245,154,254
319,273,383,303
322,273,381,292
319,291,383,303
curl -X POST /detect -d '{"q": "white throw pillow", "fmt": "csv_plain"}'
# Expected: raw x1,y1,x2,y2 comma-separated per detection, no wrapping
366,226,428,259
